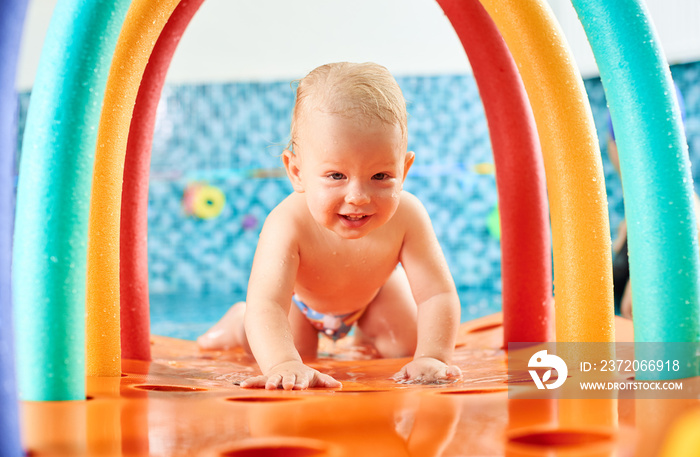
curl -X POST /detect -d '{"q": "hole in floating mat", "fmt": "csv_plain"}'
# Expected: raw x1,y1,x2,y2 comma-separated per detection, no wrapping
509,429,613,447
220,444,327,457
133,385,208,392
468,322,502,334
214,437,333,457
439,387,508,395
226,396,301,403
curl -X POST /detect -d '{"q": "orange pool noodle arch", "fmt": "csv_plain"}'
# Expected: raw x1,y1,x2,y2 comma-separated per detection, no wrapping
86,0,181,376
477,0,614,342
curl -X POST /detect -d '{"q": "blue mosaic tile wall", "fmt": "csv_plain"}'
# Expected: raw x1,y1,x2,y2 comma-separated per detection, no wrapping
14,61,700,339
143,74,503,329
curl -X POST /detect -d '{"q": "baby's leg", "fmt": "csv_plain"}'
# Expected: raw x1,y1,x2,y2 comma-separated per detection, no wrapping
197,300,319,358
356,267,418,359
288,302,320,359
197,301,250,351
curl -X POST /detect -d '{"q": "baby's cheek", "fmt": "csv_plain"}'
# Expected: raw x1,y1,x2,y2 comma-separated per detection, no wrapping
307,194,340,225
374,184,400,200
320,194,342,214
380,188,402,209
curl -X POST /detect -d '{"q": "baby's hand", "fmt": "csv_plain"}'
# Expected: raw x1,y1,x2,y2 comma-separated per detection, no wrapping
240,360,342,390
393,357,462,384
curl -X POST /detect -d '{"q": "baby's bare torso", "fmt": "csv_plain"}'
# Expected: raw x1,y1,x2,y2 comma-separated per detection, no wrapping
282,194,406,315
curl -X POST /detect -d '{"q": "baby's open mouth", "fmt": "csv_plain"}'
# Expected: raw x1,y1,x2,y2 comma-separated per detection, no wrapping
342,214,367,221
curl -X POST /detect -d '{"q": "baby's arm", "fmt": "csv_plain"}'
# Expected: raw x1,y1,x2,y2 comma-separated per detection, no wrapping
394,194,462,383
240,208,341,390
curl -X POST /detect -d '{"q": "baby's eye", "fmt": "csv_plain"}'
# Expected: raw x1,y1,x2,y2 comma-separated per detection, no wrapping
372,173,390,180
328,172,345,180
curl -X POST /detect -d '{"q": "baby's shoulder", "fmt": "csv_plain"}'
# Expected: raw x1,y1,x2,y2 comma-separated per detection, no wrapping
256,194,309,252
394,191,430,220
389,191,434,238
264,193,308,230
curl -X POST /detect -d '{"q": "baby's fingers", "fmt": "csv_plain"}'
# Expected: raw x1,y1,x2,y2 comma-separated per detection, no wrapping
393,360,462,384
446,365,462,379
391,366,409,381
310,372,342,389
265,373,284,390
284,373,302,390
239,374,291,390
240,375,268,389
240,367,341,390
418,364,460,383
263,373,298,390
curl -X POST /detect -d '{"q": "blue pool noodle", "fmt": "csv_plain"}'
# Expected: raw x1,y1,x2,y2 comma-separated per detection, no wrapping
571,0,700,348
0,0,29,454
12,0,131,401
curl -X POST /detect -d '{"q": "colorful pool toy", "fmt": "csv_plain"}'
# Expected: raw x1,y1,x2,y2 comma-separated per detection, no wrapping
183,183,227,220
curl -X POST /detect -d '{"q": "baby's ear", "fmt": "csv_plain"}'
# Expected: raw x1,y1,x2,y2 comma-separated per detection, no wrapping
283,149,305,193
402,151,415,181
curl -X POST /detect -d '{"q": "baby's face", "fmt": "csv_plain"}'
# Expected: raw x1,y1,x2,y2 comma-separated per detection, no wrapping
288,110,412,239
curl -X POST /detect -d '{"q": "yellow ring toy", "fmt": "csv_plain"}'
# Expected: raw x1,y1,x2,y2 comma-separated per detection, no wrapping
192,185,226,220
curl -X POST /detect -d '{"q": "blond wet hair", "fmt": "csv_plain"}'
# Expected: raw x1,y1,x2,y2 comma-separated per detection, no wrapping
289,62,408,151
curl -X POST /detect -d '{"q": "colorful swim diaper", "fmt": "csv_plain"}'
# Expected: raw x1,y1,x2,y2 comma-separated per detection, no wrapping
292,295,366,341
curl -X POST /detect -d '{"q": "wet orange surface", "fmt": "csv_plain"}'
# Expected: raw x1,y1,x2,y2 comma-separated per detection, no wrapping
19,313,700,456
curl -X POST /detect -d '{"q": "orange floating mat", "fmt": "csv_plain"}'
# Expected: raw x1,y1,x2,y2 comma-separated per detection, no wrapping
22,315,697,456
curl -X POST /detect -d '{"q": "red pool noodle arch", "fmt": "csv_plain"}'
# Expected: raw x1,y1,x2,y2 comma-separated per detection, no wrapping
121,0,206,361
438,0,552,344
120,0,552,358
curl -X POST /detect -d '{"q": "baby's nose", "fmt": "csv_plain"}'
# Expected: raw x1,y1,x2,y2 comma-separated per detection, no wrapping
345,185,370,206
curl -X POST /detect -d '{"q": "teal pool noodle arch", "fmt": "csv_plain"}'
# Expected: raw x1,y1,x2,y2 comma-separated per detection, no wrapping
12,0,131,401
571,0,700,348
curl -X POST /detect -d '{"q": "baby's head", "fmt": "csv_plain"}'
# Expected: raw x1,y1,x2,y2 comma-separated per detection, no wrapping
289,62,408,152
284,62,414,239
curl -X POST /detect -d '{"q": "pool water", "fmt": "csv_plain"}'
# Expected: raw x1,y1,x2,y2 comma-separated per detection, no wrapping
149,289,502,341
149,293,236,341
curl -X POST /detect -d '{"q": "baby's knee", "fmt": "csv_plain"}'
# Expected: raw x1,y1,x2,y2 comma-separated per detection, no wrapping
378,344,414,359
365,331,416,359
197,302,248,351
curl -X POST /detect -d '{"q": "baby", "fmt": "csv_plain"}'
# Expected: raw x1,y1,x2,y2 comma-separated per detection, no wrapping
198,62,462,390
